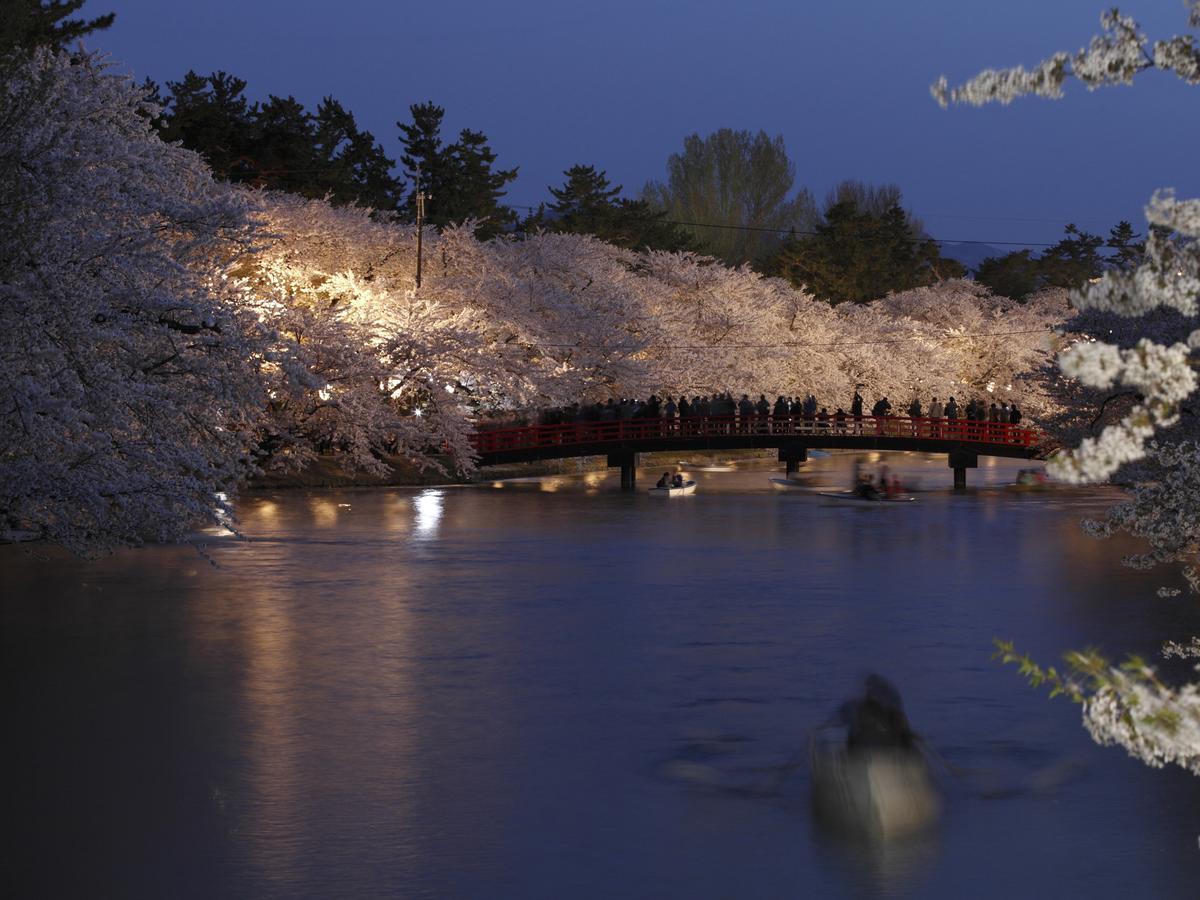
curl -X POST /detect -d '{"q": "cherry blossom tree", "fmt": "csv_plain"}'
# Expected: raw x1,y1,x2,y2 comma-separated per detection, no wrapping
936,4,1200,778
0,46,1073,556
0,48,267,553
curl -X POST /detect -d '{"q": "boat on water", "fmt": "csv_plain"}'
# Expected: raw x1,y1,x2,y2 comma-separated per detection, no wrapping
695,465,735,472
769,477,814,489
810,730,941,840
648,480,697,497
1009,468,1051,492
818,491,915,505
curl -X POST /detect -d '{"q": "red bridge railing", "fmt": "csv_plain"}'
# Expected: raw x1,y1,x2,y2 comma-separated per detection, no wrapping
469,415,1041,456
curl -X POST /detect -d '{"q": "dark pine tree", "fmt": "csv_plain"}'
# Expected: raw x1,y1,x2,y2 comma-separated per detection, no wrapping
530,164,695,252
397,103,517,239
397,101,451,219
767,201,962,304
1038,223,1105,289
156,71,256,181
444,128,518,239
975,250,1042,300
154,72,402,210
1106,220,1145,271
0,0,114,52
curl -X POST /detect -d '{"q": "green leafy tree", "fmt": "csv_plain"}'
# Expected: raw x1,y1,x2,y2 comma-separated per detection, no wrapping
643,128,816,266
0,0,113,52
975,249,1042,300
529,164,695,252
397,102,517,239
767,199,963,304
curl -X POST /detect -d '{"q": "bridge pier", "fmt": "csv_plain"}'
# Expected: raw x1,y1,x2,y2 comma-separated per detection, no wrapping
779,445,808,477
607,451,640,491
948,449,978,492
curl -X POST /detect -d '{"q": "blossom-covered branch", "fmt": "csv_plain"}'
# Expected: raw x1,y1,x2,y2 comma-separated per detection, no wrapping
932,8,1200,108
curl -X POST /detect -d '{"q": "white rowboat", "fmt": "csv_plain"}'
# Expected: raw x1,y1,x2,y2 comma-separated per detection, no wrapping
648,480,697,497
810,735,941,840
818,491,915,506
769,477,813,489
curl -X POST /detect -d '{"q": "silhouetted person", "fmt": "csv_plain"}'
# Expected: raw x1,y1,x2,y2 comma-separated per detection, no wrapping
836,674,917,752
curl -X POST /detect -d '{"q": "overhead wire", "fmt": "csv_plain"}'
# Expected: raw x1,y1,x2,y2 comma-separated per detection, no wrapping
218,165,1094,249
527,327,1060,353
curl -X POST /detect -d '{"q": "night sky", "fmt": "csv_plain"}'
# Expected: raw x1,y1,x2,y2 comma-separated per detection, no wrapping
97,0,1199,246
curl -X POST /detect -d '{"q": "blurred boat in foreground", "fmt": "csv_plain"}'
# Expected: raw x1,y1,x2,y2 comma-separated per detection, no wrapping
810,730,941,840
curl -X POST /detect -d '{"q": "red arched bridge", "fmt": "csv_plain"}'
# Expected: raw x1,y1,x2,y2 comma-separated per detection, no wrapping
469,415,1049,490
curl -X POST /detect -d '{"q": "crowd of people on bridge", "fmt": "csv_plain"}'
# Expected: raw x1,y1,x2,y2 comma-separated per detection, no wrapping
528,390,1024,434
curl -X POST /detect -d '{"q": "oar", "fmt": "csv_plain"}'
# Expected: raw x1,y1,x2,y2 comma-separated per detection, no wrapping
915,735,982,779
764,732,814,794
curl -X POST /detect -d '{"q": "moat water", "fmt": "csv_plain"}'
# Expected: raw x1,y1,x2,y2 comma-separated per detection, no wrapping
4,453,1199,898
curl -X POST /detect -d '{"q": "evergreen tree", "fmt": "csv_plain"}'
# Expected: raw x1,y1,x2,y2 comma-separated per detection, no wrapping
974,249,1042,300
397,101,451,216
0,0,113,52
1106,220,1145,271
253,95,320,195
155,71,256,180
548,164,621,221
313,98,402,212
530,164,695,252
154,72,402,210
767,200,962,304
397,102,517,238
1038,223,1105,288
444,128,518,239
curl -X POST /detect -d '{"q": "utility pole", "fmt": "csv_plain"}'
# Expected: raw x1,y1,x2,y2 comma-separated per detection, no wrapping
414,166,430,289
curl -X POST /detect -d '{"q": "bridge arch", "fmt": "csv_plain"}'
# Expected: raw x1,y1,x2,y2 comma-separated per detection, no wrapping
469,415,1046,490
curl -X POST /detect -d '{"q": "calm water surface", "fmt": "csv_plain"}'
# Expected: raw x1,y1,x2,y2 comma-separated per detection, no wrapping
4,453,1200,898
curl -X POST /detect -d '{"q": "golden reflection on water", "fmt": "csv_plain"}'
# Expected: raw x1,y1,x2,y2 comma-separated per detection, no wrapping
308,495,340,527
192,530,424,889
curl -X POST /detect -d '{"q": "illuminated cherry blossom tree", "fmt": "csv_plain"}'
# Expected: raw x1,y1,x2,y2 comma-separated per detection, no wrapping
0,48,267,553
937,3,1200,778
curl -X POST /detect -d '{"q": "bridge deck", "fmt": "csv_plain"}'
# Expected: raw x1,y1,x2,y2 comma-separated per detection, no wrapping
470,415,1045,466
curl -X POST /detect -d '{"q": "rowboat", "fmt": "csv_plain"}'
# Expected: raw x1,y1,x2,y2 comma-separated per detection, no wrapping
769,477,813,489
810,732,941,840
648,480,697,497
818,491,915,505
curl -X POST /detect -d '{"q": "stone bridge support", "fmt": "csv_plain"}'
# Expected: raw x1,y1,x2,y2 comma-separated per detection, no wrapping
779,444,808,476
608,451,640,491
949,449,978,491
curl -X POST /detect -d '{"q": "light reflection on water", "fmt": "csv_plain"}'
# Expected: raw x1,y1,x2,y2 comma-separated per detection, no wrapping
3,453,1200,898
413,489,445,538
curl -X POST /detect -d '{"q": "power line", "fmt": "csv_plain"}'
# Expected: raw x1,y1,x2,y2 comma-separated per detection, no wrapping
504,203,1069,247
529,326,1057,352
222,169,1090,248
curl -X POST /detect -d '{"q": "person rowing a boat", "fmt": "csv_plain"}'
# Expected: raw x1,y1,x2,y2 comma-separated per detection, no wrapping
854,476,882,501
834,674,918,752
656,472,672,489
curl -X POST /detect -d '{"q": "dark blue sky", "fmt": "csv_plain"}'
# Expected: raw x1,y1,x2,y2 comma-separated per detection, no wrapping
97,0,1198,246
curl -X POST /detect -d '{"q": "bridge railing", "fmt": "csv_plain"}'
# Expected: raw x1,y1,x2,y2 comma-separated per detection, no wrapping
469,415,1041,455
